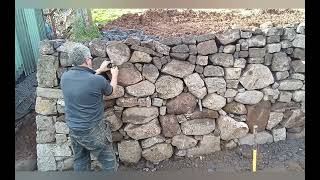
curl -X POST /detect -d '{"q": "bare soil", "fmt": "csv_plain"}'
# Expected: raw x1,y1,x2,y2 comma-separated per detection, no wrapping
103,9,305,37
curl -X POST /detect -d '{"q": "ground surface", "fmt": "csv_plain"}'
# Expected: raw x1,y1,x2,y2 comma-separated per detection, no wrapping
118,138,305,173
103,9,305,37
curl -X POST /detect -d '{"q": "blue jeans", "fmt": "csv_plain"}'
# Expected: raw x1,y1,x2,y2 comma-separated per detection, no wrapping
69,120,118,171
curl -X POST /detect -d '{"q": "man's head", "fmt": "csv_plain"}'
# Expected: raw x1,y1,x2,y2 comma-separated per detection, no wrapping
69,44,93,68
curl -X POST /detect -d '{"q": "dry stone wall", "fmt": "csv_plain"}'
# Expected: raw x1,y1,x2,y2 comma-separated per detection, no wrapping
35,22,305,171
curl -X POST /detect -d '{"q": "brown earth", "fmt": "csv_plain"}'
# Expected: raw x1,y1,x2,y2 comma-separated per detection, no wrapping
103,9,305,37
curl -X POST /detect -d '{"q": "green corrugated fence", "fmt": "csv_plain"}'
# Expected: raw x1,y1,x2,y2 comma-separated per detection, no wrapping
15,8,47,82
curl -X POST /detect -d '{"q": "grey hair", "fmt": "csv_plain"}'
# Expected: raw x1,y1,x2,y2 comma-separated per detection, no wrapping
69,43,92,66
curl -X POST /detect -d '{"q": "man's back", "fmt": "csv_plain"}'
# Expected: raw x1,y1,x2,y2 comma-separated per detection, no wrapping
61,66,112,130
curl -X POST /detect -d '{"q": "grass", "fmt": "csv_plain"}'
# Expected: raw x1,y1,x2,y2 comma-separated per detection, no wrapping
91,9,146,24
70,17,102,42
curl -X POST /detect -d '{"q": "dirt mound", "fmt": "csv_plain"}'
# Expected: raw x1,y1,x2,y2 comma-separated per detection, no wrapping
103,9,305,37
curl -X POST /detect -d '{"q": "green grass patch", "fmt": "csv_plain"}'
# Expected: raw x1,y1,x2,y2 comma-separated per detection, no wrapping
91,9,146,24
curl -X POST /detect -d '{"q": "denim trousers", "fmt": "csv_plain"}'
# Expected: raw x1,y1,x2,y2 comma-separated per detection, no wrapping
69,120,118,171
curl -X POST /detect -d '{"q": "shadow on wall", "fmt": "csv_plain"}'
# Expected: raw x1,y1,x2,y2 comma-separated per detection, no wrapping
34,22,305,171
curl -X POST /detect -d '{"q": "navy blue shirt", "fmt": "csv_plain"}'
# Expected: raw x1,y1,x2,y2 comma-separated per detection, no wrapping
61,66,113,130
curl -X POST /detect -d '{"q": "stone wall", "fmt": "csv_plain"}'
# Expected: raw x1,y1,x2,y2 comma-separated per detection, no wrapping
35,22,305,171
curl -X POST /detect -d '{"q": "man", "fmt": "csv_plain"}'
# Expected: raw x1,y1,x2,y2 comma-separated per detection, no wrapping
61,44,119,171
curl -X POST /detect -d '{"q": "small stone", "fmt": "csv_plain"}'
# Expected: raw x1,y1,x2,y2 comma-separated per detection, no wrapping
152,98,163,107
247,35,266,47
182,35,197,45
275,71,290,80
215,29,240,45
291,60,305,73
176,114,188,123
138,97,152,107
126,80,155,97
155,75,184,99
223,45,236,54
267,44,281,53
171,135,197,150
35,97,57,115
197,33,215,42
223,102,247,115
217,115,249,140
292,91,305,102
218,109,227,116
160,37,182,46
292,34,305,49
296,22,305,34
124,36,141,46
186,134,220,157
118,140,142,163
122,107,159,124
281,40,292,49
189,45,198,55
234,90,263,105
241,31,252,39
234,58,246,68
291,73,305,81
278,80,303,90
183,73,205,92
196,56,208,66
224,68,242,80
161,60,195,78
142,143,173,164
202,93,226,110
204,77,226,94
240,41,249,50
141,135,166,149
224,89,238,98
203,65,224,77
142,64,159,83
264,53,273,66
226,80,239,89
197,40,218,55
195,65,204,74
249,48,266,58
239,64,274,90
282,28,296,41
181,119,215,135
239,51,249,58
272,127,286,142
55,122,69,134
236,44,241,52
160,106,167,116
152,57,162,69
271,52,291,72
188,55,197,64
209,53,234,67
159,115,181,137
171,44,189,53
154,41,170,55
247,58,264,64
267,36,280,43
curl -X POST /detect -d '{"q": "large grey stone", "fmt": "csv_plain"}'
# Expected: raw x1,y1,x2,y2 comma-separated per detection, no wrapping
267,35,280,43
155,75,184,99
55,122,69,134
293,48,305,60
159,115,181,137
54,143,72,157
142,143,173,164
239,131,273,145
92,57,108,70
224,89,238,98
186,134,220,157
117,63,143,86
282,28,296,41
185,109,219,120
196,55,208,66
166,93,197,114
37,55,59,88
169,53,189,60
161,60,195,78
292,34,305,49
122,107,159,124
131,45,163,57
215,29,240,45
209,53,234,67
104,85,125,100
197,33,215,42
271,52,291,71
247,35,266,47
118,140,142,163
171,135,197,150
129,51,152,63
116,97,138,107
291,60,305,73
172,44,189,53
202,93,226,110
241,31,252,39
278,91,293,102
267,44,281,53
141,135,166,149
203,66,224,77
246,100,271,133
265,27,284,36
106,42,130,66
275,71,290,81
281,109,305,128
204,77,226,94
35,97,57,115
239,64,274,90
182,35,197,45
280,40,292,49
154,41,170,55
249,48,266,58
39,40,54,55
223,45,236,54
293,91,305,102
278,80,303,90
142,64,159,83
36,115,55,131
197,40,218,55
183,73,205,92
126,80,155,97
181,118,215,135
124,118,161,140
262,87,280,101
217,115,249,140
223,102,247,115
104,109,123,131
234,90,263,104
234,58,246,68
89,39,106,57
266,112,284,130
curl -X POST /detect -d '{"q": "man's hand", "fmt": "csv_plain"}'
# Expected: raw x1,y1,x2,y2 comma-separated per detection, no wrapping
110,66,119,77
95,61,111,74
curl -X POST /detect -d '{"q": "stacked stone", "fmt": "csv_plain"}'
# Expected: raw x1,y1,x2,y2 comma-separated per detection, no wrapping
35,22,305,171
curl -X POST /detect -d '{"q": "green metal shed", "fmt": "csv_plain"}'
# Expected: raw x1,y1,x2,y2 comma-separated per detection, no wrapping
15,8,47,82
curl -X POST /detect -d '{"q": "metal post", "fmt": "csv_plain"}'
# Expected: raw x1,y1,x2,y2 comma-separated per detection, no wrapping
252,125,258,173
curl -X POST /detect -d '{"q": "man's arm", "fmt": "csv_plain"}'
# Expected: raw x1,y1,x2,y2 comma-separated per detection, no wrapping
109,67,118,88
